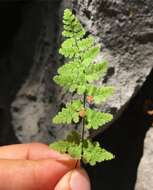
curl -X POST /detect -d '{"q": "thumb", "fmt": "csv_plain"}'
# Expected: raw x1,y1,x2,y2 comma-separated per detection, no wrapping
0,158,76,190
54,169,91,190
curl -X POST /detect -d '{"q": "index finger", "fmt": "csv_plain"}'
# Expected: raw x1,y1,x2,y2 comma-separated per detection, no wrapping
0,143,70,160
0,158,77,190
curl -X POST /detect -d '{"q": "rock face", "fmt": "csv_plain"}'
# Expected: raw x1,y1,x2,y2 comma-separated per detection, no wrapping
73,0,153,113
135,126,153,190
11,1,61,143
11,0,73,143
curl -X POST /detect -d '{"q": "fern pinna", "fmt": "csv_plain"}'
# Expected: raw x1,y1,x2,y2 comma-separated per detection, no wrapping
50,9,114,166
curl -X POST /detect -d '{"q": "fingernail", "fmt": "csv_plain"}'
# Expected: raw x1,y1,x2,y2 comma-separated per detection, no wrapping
70,169,91,190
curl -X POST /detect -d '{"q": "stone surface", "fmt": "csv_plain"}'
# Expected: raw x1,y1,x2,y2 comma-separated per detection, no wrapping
11,0,74,143
73,0,153,113
135,125,153,190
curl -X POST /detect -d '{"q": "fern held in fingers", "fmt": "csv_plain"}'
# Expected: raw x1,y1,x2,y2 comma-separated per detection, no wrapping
49,9,114,166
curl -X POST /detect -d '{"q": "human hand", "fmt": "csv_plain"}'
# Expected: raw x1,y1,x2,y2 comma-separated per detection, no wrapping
0,143,91,190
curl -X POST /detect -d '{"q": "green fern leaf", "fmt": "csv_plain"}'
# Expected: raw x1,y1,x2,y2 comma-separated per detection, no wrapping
50,131,82,159
50,133,114,166
86,108,113,129
78,36,94,51
59,38,78,58
93,87,114,104
62,9,85,39
85,60,108,82
53,61,85,92
53,100,83,124
49,140,68,153
50,140,82,159
77,85,86,95
82,140,114,165
59,36,95,59
87,85,114,104
82,45,100,66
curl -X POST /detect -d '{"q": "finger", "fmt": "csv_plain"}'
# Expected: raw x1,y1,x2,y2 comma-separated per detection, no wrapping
0,143,66,160
0,158,76,190
54,169,91,190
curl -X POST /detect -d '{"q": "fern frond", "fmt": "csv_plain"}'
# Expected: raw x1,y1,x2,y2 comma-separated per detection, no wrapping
62,9,85,39
59,38,78,58
50,8,115,166
53,61,85,92
50,131,114,165
54,60,111,97
82,140,114,165
49,140,68,154
82,45,101,65
85,60,108,82
85,108,113,129
59,36,95,60
87,85,114,104
50,131,82,159
53,100,83,124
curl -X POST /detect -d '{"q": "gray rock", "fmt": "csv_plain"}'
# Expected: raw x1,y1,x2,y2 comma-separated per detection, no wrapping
135,126,153,190
73,0,153,112
11,0,74,143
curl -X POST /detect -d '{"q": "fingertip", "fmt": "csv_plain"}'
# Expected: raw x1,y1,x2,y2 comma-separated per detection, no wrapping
70,169,91,190
54,169,91,190
54,171,72,190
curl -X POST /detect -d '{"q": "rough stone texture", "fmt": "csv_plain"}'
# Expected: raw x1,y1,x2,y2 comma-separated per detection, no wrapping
73,0,153,114
11,1,74,143
11,2,59,143
135,126,153,190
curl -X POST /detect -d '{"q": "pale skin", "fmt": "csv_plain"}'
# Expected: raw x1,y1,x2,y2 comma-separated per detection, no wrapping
0,143,91,190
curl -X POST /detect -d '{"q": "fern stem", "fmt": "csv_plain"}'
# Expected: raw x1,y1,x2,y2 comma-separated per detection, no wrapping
75,160,79,168
72,23,86,161
81,92,86,159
